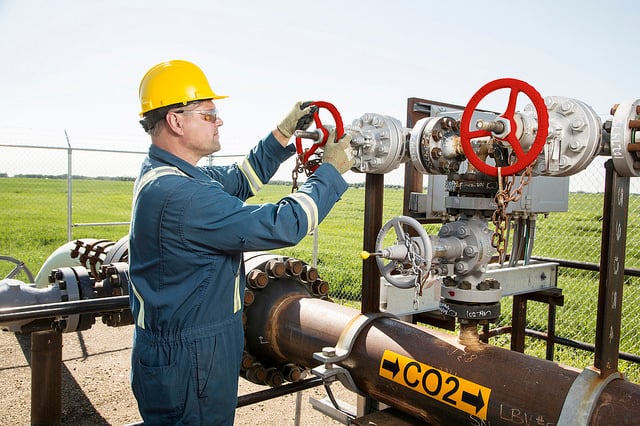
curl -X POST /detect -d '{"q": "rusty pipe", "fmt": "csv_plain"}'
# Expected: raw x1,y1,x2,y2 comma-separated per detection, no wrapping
247,293,640,424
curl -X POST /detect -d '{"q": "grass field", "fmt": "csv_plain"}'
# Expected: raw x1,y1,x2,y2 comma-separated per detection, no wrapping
1,176,640,381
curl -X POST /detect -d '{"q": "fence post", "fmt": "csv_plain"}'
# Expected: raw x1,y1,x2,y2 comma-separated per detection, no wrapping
65,130,72,242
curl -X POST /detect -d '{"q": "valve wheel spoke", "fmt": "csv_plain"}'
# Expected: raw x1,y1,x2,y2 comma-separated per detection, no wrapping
374,216,432,289
0,255,34,282
294,101,344,173
460,78,549,177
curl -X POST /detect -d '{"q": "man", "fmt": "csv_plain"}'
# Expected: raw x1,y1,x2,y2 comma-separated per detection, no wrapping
128,59,353,425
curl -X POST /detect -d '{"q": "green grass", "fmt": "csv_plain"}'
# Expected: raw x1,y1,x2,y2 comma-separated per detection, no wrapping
2,177,640,382
0,178,131,276
250,184,406,303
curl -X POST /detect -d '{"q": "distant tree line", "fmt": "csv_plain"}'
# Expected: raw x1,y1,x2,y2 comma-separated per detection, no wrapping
0,175,398,189
3,174,136,181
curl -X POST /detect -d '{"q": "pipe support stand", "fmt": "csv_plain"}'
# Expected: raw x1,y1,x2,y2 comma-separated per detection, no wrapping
557,367,624,426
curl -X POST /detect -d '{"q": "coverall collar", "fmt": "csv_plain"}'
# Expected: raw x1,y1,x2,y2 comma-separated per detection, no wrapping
148,144,212,182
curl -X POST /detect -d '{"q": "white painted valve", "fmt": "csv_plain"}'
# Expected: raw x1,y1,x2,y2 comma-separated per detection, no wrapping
348,113,408,174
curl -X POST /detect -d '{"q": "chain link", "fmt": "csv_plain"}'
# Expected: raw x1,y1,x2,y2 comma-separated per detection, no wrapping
291,153,322,193
491,164,534,263
291,156,302,193
405,236,430,309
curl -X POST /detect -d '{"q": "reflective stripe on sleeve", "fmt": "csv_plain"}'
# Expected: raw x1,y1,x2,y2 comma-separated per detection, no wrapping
239,157,264,195
289,192,318,235
129,280,146,329
233,273,242,313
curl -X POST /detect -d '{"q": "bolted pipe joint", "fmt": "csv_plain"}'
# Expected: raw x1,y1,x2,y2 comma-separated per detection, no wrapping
241,253,327,387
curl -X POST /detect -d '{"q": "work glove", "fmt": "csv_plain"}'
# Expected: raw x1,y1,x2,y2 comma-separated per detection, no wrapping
323,132,354,175
277,101,317,139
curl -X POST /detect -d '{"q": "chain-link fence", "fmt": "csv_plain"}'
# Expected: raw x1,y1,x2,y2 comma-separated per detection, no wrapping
2,140,640,382
502,158,640,381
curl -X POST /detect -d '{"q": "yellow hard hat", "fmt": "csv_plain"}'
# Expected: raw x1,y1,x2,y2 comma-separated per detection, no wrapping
138,60,228,115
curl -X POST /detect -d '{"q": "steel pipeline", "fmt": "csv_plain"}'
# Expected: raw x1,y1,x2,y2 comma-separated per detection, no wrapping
243,255,640,425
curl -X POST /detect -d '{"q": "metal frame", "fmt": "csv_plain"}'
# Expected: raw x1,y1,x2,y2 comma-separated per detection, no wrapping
360,97,635,382
594,160,629,376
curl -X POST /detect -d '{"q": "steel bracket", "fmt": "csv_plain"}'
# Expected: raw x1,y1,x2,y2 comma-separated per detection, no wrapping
557,367,624,426
312,312,395,394
311,364,363,395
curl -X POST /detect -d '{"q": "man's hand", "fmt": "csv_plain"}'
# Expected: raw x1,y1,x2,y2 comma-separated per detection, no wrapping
323,132,354,174
277,101,317,139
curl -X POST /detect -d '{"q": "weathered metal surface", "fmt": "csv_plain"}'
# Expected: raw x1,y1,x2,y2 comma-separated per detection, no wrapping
595,160,630,377
31,330,62,425
249,292,640,425
361,173,385,314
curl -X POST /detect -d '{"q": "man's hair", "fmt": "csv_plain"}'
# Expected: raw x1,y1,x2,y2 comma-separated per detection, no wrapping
139,100,205,136
139,104,176,135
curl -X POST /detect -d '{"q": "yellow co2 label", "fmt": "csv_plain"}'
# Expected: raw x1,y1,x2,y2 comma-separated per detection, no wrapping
379,350,491,420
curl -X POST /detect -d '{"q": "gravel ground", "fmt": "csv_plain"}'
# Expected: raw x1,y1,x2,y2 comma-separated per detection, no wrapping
0,322,356,425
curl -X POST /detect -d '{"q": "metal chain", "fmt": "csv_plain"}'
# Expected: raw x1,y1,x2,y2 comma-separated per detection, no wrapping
405,236,430,308
413,282,421,310
491,164,534,263
291,156,303,193
291,153,322,193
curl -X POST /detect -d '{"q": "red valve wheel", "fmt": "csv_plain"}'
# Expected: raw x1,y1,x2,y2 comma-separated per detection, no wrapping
295,101,344,173
460,78,549,177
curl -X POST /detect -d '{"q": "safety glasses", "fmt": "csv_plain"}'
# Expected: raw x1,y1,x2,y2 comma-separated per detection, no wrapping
173,108,220,123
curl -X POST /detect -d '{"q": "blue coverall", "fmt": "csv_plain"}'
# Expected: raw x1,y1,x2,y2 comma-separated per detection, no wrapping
128,132,348,425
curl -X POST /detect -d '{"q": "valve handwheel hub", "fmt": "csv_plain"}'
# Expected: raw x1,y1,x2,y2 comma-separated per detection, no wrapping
460,78,549,177
374,216,432,289
295,101,344,173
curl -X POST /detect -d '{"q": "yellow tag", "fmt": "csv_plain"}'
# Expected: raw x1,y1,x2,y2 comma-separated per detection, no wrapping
379,349,491,420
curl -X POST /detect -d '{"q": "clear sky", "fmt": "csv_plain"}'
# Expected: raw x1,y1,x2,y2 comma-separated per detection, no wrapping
0,0,638,188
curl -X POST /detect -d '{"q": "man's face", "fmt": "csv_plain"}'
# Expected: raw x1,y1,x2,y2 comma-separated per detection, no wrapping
179,99,224,157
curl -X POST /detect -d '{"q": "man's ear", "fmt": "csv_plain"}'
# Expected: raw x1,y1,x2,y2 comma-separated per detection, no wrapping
165,112,185,135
